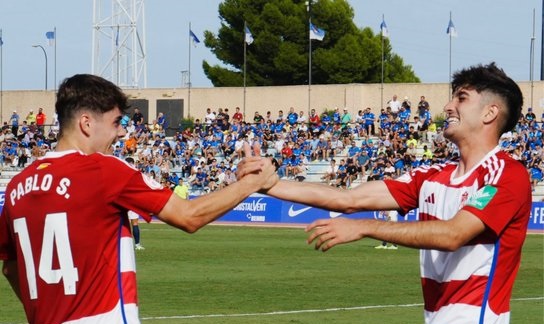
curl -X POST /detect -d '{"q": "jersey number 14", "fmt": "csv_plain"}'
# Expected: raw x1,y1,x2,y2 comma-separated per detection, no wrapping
14,213,79,300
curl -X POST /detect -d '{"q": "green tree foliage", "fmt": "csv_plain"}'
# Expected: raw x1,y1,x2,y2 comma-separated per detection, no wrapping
203,0,420,86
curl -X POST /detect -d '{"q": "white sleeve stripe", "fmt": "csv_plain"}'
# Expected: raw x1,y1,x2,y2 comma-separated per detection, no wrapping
120,237,136,273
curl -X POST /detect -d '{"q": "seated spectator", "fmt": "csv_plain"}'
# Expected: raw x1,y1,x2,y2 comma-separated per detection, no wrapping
124,133,138,155
334,159,348,188
529,159,543,192
346,158,359,188
190,167,207,192
319,159,336,184
330,136,344,158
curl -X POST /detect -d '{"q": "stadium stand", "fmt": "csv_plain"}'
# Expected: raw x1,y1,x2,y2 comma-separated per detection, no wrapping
0,106,542,202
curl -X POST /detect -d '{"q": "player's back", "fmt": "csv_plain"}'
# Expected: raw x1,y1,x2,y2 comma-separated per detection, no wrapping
1,151,139,323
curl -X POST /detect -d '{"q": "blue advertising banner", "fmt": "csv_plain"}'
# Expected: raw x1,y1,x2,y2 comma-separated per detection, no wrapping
529,201,544,230
218,194,283,223
0,190,541,231
216,194,543,231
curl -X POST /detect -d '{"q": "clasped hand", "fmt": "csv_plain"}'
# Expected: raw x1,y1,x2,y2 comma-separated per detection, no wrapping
235,142,278,191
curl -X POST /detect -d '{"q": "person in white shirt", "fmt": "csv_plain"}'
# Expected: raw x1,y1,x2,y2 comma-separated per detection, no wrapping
387,94,402,116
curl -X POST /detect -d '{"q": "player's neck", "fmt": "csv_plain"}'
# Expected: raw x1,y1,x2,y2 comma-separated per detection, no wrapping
55,137,88,154
456,142,498,177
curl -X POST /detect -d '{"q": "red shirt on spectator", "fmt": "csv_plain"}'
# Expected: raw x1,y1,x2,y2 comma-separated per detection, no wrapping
36,108,46,126
281,145,293,158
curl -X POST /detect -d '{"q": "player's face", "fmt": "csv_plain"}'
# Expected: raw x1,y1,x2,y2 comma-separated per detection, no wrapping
90,107,126,154
443,88,484,142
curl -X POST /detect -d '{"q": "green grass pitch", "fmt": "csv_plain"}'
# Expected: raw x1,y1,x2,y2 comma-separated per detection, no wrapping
0,224,542,323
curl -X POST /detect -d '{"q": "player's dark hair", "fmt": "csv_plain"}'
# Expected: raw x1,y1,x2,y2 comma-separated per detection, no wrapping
56,74,129,139
451,62,523,134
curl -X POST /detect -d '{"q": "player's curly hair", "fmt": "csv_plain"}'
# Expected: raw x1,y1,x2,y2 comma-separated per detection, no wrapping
451,62,523,134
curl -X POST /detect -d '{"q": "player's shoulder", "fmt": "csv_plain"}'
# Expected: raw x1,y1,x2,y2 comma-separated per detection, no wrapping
484,149,524,171
488,149,530,180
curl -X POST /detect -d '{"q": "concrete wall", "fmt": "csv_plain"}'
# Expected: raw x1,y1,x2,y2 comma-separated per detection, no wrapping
1,81,542,126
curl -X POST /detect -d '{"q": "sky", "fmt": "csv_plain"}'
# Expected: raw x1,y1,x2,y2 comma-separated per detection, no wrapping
0,0,542,91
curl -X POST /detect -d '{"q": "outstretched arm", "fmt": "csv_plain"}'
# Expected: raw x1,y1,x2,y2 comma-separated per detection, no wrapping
306,210,486,252
264,179,400,214
157,143,278,233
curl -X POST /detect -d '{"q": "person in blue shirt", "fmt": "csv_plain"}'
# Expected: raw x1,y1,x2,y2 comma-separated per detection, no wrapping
419,107,432,133
398,106,411,125
10,111,20,135
363,107,376,136
529,159,543,192
157,112,168,131
330,107,340,124
321,113,331,125
348,141,362,157
287,107,298,126
334,159,348,188
316,136,330,161
525,107,536,123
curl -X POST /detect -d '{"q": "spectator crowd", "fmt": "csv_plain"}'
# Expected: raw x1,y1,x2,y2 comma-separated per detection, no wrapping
1,94,543,194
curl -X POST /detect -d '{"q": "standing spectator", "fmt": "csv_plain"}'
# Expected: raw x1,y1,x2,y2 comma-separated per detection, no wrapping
204,107,216,129
387,94,401,117
25,109,36,125
157,112,168,132
287,107,298,126
332,107,341,124
341,108,351,126
309,108,321,129
276,109,285,123
401,96,412,112
297,110,307,125
264,111,273,122
223,108,230,127
256,63,531,323
0,73,277,324
418,106,432,140
215,108,227,130
51,112,60,135
253,111,264,124
35,107,47,134
525,107,536,123
398,105,411,125
132,107,144,125
363,107,375,135
417,95,430,112
232,106,243,123
10,110,20,136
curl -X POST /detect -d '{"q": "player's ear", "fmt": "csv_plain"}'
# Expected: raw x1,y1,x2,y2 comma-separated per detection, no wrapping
79,113,92,137
482,103,500,126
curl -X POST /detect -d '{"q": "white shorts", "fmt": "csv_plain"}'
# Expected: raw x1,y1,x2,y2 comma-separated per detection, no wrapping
128,210,140,220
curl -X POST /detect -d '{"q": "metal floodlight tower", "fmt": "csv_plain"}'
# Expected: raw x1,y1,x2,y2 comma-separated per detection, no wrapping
92,0,147,88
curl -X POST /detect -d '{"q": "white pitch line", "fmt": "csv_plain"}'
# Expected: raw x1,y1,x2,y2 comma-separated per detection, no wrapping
141,297,544,321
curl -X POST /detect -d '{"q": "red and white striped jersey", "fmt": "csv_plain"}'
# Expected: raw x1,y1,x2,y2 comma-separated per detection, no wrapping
0,151,172,324
385,147,531,324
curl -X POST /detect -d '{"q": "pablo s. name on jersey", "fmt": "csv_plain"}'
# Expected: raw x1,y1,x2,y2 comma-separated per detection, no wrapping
9,172,71,206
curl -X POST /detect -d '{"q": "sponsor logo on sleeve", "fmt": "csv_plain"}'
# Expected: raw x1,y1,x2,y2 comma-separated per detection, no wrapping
465,185,497,210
